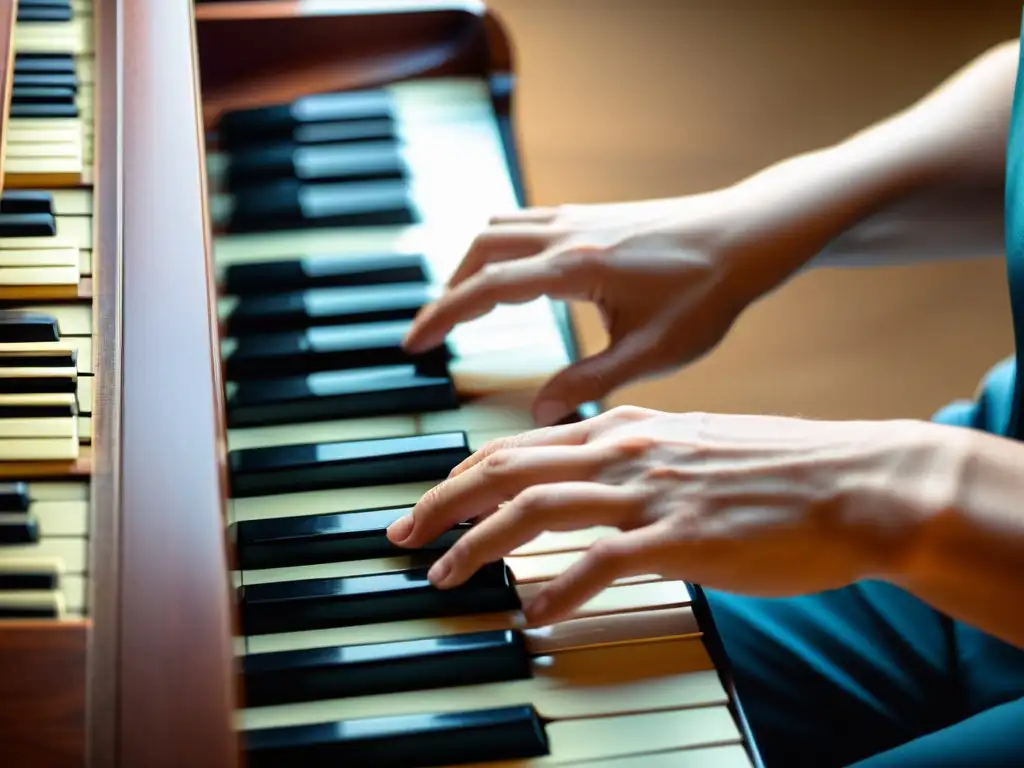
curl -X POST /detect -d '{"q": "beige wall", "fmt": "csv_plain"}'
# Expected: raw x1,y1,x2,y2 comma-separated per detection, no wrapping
486,0,1022,420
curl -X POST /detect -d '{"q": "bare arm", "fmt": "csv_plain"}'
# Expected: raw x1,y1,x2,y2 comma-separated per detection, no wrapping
893,424,1024,648
724,39,1018,291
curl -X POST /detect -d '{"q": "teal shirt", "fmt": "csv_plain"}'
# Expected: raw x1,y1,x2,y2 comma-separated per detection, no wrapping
933,37,1024,440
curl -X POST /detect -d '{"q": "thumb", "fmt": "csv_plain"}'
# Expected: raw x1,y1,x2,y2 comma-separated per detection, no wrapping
533,331,661,425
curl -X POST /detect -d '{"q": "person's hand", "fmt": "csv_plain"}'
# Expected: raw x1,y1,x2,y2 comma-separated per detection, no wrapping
402,192,793,426
386,406,945,625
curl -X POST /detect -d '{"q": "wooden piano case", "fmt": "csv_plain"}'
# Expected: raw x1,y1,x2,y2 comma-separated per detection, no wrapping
0,1,764,765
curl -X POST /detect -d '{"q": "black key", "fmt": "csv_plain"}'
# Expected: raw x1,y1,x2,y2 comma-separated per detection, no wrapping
12,72,78,90
0,401,75,419
0,483,30,512
227,179,415,233
0,347,76,368
0,374,76,395
229,431,469,498
223,252,427,296
0,601,59,619
0,191,54,215
0,568,58,591
11,86,76,105
18,0,73,7
17,6,72,21
224,283,431,335
240,560,518,636
0,517,38,545
0,312,59,342
9,102,78,119
14,54,75,75
245,704,547,768
242,629,531,707
223,320,448,380
235,504,467,570
219,90,394,146
226,141,406,188
225,365,456,428
287,118,397,146
0,213,57,237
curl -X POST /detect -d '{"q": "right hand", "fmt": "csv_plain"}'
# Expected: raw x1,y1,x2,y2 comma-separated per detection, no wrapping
402,191,799,425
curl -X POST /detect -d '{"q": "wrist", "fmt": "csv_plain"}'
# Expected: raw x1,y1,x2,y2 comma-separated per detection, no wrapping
868,420,975,585
718,115,942,302
841,420,967,583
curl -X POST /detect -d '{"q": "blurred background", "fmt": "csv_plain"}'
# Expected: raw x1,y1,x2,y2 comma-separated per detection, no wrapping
485,0,1022,420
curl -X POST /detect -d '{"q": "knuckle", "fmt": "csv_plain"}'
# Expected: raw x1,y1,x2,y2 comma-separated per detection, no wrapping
557,245,604,276
481,448,516,476
607,433,656,458
605,404,654,423
586,537,630,572
513,485,551,514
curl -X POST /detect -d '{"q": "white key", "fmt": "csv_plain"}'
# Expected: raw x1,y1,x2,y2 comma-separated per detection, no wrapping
238,638,724,729
0,435,79,460
0,248,78,268
4,141,82,159
245,580,693,655
238,548,661,589
0,266,78,286
28,482,89,501
15,20,94,55
2,304,91,335
0,339,92,373
231,481,435,524
0,418,76,439
502,707,743,766
0,537,87,573
227,415,418,452
29,500,89,536
561,744,754,768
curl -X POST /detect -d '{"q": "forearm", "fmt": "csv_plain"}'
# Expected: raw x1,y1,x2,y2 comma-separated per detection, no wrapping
893,424,1024,649
721,39,1018,294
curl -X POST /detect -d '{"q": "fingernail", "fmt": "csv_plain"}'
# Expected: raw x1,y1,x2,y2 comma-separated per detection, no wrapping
427,558,451,587
386,514,415,544
534,400,568,427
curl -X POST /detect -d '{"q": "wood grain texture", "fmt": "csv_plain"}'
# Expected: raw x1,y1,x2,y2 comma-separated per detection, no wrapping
119,1,239,766
0,622,89,767
86,0,122,764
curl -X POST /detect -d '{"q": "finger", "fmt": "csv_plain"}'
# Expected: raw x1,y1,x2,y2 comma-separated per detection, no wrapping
403,253,580,352
488,208,559,226
448,225,560,288
387,441,618,548
446,421,592,480
524,522,671,625
532,331,664,425
428,482,643,588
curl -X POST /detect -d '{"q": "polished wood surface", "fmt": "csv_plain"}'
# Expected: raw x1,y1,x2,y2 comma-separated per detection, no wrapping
118,1,238,766
0,622,89,766
196,5,499,131
0,0,13,192
86,0,124,764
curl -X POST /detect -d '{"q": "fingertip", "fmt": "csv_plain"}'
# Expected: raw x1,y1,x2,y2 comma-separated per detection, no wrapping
385,514,415,545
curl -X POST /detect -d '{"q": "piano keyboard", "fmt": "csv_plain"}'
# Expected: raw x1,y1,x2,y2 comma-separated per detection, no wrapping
0,0,96,624
208,78,754,766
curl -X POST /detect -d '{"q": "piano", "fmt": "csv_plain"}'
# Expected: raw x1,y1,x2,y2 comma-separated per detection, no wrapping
0,0,766,766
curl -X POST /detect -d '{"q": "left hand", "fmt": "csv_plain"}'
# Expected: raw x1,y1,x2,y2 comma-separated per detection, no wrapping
386,406,938,625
